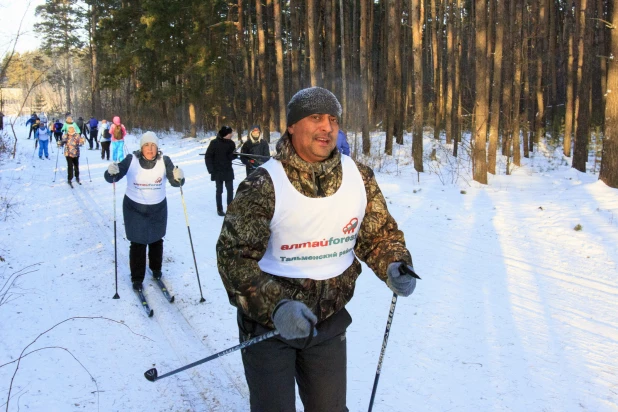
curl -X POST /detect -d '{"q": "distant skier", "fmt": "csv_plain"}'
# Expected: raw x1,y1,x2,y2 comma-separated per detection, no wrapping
109,116,127,162
98,119,111,160
26,113,38,139
87,116,99,150
61,116,81,135
240,125,270,177
205,125,237,216
53,119,64,143
103,131,185,291
35,122,52,159
76,116,88,140
59,125,85,187
336,129,350,156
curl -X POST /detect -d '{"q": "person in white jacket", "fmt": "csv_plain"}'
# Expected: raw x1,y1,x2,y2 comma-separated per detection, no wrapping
98,119,111,160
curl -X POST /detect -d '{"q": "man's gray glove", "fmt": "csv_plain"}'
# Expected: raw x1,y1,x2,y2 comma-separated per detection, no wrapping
386,262,419,297
107,162,120,175
272,300,317,340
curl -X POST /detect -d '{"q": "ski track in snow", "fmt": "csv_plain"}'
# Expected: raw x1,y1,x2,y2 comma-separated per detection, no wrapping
1,126,618,411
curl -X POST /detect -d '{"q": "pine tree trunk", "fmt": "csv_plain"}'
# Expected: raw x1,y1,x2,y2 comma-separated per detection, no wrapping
307,0,318,86
394,0,403,145
501,0,514,156
511,0,523,167
360,0,370,154
411,0,424,172
564,0,575,157
487,0,504,174
522,11,530,160
573,0,592,172
89,3,100,116
273,0,286,133
385,0,396,155
549,0,559,139
290,0,301,92
453,0,462,157
239,0,253,128
431,0,440,142
473,0,488,184
339,0,348,124
256,0,270,141
445,0,454,145
596,0,607,132
534,0,546,149
599,0,618,187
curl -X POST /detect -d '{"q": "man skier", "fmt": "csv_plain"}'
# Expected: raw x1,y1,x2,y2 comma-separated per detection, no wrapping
216,86,418,411
240,124,270,177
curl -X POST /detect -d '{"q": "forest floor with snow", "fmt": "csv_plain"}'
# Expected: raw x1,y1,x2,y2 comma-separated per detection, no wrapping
1,120,617,411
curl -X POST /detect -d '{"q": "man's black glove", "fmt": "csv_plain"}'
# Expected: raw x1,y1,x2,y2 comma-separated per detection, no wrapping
272,300,317,340
386,262,420,297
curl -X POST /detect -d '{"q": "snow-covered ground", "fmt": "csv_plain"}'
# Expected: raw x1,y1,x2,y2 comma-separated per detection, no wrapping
1,119,617,411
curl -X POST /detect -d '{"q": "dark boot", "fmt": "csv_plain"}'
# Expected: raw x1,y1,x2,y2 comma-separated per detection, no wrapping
217,209,225,217
132,281,143,291
152,270,162,280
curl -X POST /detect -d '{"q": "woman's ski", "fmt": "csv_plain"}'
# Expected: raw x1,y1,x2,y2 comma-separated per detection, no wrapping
134,288,154,317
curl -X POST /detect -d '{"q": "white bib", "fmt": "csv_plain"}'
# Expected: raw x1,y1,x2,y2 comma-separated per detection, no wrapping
125,155,166,205
258,156,367,280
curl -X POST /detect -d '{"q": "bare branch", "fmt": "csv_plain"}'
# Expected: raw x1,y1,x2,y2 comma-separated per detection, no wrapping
3,316,153,411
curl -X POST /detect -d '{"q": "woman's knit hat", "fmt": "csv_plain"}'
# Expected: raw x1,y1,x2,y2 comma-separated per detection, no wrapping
140,131,158,147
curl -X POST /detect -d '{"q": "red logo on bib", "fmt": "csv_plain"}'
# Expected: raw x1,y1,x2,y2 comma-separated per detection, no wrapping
155,177,162,184
343,218,358,234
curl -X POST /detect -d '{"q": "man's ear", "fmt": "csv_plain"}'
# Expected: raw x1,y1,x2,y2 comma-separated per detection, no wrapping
287,125,295,135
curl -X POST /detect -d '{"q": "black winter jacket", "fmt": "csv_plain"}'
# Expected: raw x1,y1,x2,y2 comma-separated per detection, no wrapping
240,138,270,176
205,136,237,181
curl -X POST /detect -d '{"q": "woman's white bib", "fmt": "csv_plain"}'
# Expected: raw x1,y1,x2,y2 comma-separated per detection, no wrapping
125,156,166,205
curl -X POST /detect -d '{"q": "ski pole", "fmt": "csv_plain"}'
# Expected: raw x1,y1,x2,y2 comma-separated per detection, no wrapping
179,180,206,303
144,329,279,382
112,176,120,299
53,142,61,182
368,265,420,412
86,157,92,182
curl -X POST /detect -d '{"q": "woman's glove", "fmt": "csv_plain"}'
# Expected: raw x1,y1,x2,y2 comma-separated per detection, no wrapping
107,162,120,175
173,167,184,182
386,262,419,297
272,300,317,340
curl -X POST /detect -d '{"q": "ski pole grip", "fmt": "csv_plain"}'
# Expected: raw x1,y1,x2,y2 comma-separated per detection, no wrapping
398,262,421,279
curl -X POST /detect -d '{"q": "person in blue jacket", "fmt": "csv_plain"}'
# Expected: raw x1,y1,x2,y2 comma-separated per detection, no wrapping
336,129,350,156
26,114,39,139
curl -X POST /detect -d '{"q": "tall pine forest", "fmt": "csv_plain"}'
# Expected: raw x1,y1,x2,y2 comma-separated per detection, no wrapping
2,0,618,187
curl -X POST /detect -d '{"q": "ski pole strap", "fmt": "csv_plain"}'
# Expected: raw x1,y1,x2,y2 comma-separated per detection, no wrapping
144,329,280,382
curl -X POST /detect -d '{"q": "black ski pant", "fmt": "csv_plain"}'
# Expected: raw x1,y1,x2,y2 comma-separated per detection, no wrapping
65,156,80,182
215,179,233,211
238,308,351,412
54,132,63,142
88,128,98,149
100,141,111,160
129,239,163,284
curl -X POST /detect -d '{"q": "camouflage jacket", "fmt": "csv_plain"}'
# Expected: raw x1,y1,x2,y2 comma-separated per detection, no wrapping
216,134,412,328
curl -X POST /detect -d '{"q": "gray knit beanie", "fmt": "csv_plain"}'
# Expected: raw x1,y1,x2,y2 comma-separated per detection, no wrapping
286,87,342,127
